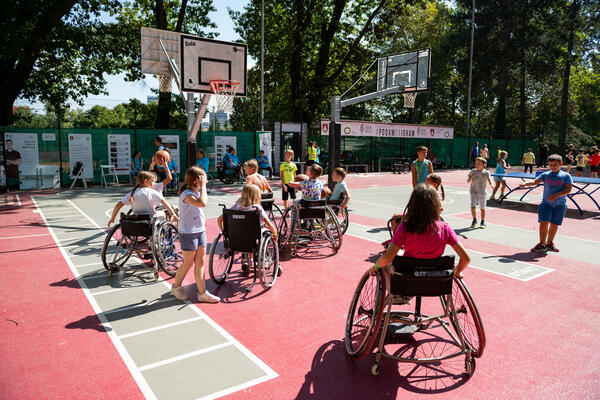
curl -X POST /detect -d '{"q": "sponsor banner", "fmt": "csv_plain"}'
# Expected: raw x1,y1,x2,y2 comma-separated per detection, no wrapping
257,131,272,157
320,120,453,139
159,135,180,169
214,136,237,167
107,134,131,174
68,134,94,179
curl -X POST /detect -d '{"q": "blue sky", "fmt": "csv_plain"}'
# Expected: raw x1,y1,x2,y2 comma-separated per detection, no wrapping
15,1,251,114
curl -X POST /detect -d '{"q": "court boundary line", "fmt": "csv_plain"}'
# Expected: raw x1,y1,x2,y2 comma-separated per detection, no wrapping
63,196,279,398
138,342,233,372
0,233,51,240
118,316,205,339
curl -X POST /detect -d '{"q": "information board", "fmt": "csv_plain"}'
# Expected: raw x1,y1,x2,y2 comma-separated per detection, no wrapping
107,134,131,175
159,135,180,169
214,136,237,167
68,133,93,179
5,132,40,189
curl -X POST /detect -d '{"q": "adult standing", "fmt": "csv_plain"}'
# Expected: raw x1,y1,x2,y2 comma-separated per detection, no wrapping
539,142,549,167
5,139,22,190
306,141,320,173
470,141,479,168
479,144,489,164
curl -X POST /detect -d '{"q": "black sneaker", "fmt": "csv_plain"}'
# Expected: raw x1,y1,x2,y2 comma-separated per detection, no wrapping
531,242,547,252
545,242,559,252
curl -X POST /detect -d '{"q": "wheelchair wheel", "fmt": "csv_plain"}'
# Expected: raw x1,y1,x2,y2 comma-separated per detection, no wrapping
206,173,215,193
153,221,182,277
345,269,386,359
208,232,234,284
258,233,279,289
325,207,343,251
101,224,136,273
277,206,294,249
337,206,349,234
267,203,285,231
443,278,486,358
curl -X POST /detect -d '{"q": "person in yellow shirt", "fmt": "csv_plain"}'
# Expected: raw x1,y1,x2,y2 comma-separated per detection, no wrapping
522,148,536,174
280,149,297,209
306,141,320,173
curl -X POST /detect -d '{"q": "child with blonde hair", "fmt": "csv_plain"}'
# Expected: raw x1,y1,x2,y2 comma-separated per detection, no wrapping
245,159,272,192
426,173,445,204
491,150,511,200
171,166,219,303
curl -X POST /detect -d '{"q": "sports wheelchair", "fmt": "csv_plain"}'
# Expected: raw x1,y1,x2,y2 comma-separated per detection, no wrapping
345,256,485,376
327,193,349,235
260,192,285,230
101,208,182,280
208,204,280,292
278,199,342,257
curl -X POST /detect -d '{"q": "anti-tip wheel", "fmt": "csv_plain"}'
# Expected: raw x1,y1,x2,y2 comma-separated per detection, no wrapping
465,359,473,375
371,363,381,376
154,272,159,281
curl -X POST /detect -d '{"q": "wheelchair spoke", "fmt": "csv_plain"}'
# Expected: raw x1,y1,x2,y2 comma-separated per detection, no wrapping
208,232,234,284
449,278,486,358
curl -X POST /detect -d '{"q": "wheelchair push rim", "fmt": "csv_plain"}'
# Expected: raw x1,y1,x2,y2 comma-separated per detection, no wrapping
443,278,486,358
258,233,279,289
154,221,182,277
101,223,136,272
208,232,234,284
345,269,386,359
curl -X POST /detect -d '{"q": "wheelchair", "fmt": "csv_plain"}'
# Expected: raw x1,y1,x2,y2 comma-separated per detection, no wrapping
278,199,342,257
345,256,486,376
216,162,244,184
260,192,285,230
327,194,349,235
208,204,280,292
101,208,182,280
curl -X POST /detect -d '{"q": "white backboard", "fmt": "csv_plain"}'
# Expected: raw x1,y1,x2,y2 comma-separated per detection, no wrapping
141,27,181,76
180,34,247,96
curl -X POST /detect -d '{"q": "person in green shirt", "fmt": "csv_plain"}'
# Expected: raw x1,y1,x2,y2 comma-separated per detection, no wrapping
522,148,536,174
280,149,297,209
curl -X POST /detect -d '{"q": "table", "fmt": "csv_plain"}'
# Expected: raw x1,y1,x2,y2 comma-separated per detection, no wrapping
492,172,600,215
378,157,410,172
342,164,369,173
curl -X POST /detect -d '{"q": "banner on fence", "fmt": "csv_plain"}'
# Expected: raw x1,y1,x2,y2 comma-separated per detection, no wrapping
68,133,93,178
257,131,272,158
214,136,237,167
320,120,453,139
5,132,40,189
107,134,131,175
159,135,180,169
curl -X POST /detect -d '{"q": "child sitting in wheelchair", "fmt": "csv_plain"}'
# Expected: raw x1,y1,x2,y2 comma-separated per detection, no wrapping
217,184,280,274
170,166,220,303
328,167,351,208
107,171,178,227
287,164,331,200
244,159,272,193
370,184,470,285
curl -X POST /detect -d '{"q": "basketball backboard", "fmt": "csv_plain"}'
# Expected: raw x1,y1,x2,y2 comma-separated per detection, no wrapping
180,35,247,96
377,48,430,92
141,27,181,76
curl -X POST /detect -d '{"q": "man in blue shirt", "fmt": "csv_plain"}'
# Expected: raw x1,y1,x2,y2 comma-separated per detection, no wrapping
223,147,242,179
196,149,209,171
520,154,572,252
470,141,479,168
256,150,272,178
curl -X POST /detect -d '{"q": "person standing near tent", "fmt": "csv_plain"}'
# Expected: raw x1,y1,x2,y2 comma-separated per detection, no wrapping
306,141,320,173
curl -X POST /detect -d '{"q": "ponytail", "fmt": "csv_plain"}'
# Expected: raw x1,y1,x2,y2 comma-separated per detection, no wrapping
131,171,156,201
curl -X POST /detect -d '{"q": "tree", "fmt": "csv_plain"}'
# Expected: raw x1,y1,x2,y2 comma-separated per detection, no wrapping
1,0,142,126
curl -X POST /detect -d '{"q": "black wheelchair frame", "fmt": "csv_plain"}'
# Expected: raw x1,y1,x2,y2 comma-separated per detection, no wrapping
345,256,486,376
208,204,280,292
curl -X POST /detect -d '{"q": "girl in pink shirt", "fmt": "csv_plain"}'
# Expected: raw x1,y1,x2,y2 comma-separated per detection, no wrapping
369,185,470,278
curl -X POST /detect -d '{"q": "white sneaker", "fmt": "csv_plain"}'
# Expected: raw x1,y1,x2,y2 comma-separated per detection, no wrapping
171,286,188,301
198,290,220,303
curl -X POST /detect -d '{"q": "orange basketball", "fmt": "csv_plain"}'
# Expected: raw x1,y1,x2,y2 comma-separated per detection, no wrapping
155,149,171,165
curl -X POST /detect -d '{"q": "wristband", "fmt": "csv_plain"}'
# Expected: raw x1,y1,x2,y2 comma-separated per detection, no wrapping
374,263,380,270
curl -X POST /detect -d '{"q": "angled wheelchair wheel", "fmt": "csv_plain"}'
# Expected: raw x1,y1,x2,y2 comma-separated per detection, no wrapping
338,206,349,234
101,224,136,273
268,203,285,232
153,221,182,277
345,269,386,359
258,233,279,289
445,278,486,358
325,207,343,251
277,206,294,249
206,174,215,193
208,232,234,284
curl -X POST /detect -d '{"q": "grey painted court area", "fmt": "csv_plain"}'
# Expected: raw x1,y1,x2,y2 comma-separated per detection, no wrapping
33,192,276,400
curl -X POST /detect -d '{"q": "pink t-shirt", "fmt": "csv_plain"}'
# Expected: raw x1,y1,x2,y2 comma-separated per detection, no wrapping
391,221,458,259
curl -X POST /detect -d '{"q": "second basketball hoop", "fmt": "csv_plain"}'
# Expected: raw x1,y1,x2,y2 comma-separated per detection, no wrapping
209,79,241,113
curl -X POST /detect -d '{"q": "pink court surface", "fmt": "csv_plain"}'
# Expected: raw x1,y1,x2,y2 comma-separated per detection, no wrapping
1,168,599,400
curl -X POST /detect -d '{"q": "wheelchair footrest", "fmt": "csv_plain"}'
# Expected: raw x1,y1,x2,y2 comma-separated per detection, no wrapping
386,322,420,336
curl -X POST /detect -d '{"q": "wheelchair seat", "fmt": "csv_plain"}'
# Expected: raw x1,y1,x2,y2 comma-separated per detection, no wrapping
119,212,153,237
299,199,327,219
390,255,455,297
222,207,262,253
261,192,274,211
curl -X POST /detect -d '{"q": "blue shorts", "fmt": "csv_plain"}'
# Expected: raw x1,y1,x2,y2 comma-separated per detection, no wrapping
179,231,207,251
538,202,567,226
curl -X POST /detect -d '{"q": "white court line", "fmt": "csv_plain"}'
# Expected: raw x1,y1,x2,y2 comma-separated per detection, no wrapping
16,194,21,206
66,197,278,398
92,287,132,296
100,298,175,315
0,233,51,240
118,316,204,339
73,261,104,268
138,342,233,372
31,196,159,400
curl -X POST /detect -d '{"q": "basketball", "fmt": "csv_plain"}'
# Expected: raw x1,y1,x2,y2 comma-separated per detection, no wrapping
154,149,171,165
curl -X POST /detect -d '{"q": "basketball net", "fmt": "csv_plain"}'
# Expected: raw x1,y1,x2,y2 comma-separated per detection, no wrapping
158,75,172,92
209,80,241,113
403,92,417,108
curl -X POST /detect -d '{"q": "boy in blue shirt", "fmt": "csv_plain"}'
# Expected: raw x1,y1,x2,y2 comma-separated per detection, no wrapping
520,154,572,252
196,149,209,171
256,150,272,177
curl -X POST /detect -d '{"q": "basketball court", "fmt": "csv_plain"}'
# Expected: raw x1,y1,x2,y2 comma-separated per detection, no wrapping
1,169,599,399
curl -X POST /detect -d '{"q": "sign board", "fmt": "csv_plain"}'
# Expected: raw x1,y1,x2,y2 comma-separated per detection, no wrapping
280,122,303,133
214,136,237,167
5,132,39,189
159,135,180,170
107,134,131,175
320,120,453,139
68,134,93,179
274,123,281,164
42,133,56,141
257,131,272,158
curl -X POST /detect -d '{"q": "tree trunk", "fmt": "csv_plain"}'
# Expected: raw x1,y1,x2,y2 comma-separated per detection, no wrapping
558,0,580,152
519,1,528,139
494,0,513,140
154,0,171,129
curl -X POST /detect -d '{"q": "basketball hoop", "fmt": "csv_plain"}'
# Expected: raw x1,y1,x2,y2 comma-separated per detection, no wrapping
209,80,241,113
403,92,418,108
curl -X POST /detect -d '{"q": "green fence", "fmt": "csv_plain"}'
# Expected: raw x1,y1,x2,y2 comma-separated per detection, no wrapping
3,128,257,186
312,135,535,171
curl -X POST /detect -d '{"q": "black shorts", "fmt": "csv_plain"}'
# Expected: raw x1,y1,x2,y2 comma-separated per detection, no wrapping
282,184,296,200
306,160,316,167
576,166,583,172
591,165,598,172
